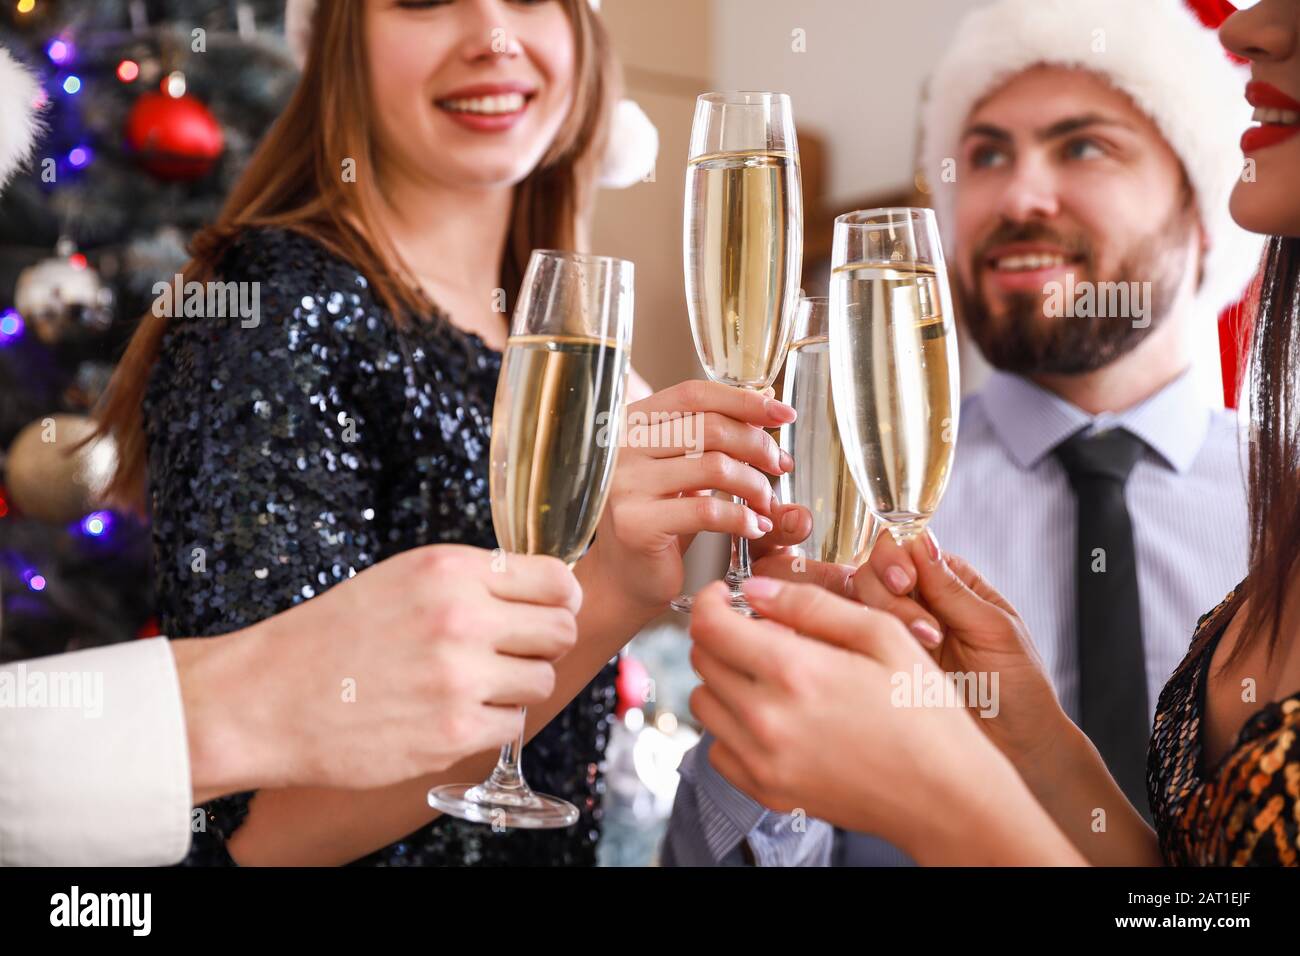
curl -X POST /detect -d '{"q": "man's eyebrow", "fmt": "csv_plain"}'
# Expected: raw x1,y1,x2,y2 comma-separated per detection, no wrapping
1038,114,1134,139
960,114,1136,144
961,123,1011,143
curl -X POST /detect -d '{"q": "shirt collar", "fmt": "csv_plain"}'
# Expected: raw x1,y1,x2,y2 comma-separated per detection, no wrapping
980,369,1213,475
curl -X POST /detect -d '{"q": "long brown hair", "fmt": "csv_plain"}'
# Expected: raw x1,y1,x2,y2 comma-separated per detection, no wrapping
97,0,616,508
1235,236,1300,666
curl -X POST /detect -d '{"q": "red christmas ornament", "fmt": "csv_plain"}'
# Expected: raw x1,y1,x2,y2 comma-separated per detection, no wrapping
124,91,224,181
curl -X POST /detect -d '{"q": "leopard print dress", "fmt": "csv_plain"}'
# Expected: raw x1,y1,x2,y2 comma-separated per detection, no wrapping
1148,584,1300,865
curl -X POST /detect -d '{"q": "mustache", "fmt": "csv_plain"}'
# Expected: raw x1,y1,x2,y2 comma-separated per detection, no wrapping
971,222,1094,269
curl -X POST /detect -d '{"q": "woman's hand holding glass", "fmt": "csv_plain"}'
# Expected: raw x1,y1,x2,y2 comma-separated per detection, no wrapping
748,532,1072,774
579,380,799,616
686,574,1019,868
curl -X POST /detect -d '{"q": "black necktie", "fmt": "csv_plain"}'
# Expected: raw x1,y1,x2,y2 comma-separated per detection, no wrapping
1054,427,1151,820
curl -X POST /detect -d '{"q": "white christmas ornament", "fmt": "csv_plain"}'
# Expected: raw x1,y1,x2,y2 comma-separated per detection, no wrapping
0,46,43,191
283,0,657,188
14,256,114,344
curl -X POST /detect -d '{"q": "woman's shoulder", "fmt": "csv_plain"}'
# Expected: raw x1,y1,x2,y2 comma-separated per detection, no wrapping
145,226,392,414
213,225,386,324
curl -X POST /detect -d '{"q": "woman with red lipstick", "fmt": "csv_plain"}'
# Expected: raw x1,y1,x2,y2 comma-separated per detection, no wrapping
684,0,1300,867
92,0,805,867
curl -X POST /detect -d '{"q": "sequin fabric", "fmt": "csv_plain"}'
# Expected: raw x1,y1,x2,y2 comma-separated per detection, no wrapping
144,226,615,866
1148,584,1300,865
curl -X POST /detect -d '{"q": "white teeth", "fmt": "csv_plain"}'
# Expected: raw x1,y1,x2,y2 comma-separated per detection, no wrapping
439,92,527,115
1252,107,1300,126
993,253,1070,272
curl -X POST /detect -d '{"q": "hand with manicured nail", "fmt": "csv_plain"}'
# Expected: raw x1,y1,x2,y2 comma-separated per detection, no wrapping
867,532,1068,771
746,498,816,564
686,577,1084,864
756,528,1067,772
580,379,798,614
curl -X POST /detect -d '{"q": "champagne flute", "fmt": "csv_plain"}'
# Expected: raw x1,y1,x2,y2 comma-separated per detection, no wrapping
781,296,879,566
428,249,634,829
670,90,803,616
828,208,960,544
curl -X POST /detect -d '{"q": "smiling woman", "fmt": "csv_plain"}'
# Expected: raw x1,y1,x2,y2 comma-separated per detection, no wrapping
89,0,802,870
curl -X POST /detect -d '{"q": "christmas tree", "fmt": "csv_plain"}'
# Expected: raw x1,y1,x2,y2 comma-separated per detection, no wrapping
0,0,295,663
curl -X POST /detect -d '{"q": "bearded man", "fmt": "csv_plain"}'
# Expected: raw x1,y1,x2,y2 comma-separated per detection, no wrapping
663,0,1264,867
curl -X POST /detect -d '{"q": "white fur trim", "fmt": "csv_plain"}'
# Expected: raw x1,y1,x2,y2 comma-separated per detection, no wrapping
600,98,658,188
282,0,654,189
920,0,1265,321
0,46,43,192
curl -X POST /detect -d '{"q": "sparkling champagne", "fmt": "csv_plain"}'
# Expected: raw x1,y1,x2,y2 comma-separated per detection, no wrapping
684,149,802,389
829,263,959,540
490,334,629,566
780,335,876,565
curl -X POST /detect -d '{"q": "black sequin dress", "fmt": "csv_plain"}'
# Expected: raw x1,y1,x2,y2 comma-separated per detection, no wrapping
144,226,616,866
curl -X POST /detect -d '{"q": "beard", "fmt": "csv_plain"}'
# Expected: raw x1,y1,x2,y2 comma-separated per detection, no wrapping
955,203,1197,376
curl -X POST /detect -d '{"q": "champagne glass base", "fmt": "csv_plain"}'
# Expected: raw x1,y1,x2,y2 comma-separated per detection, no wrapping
427,783,580,830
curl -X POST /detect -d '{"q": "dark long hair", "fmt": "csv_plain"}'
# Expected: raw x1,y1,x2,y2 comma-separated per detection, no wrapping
1237,236,1300,665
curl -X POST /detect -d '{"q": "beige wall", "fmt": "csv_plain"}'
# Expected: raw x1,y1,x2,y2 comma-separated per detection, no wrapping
713,0,983,207
592,0,713,393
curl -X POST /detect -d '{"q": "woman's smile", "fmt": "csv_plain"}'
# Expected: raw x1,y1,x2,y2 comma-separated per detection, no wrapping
435,81,538,133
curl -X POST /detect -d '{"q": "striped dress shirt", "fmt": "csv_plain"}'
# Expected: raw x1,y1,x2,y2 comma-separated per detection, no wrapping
663,368,1250,866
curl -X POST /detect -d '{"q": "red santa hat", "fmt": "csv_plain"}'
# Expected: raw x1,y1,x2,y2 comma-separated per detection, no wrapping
284,0,658,189
920,0,1263,336
0,46,43,191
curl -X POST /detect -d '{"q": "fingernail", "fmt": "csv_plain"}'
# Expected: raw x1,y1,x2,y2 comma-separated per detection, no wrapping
743,576,782,599
884,566,912,596
924,529,941,563
910,620,943,648
756,514,774,534
781,508,802,534
779,450,795,473
765,398,797,423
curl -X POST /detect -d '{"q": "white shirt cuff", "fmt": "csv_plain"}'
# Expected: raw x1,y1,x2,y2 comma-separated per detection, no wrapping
0,637,193,866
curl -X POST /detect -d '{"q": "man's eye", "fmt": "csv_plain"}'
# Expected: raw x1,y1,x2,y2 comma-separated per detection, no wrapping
1063,138,1106,161
970,145,1009,170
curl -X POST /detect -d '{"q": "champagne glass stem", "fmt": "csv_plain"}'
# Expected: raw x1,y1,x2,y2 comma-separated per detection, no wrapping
724,497,754,587
888,520,928,544
484,708,529,793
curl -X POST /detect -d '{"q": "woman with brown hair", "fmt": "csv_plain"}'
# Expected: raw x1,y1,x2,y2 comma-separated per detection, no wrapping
686,0,1300,866
97,0,805,866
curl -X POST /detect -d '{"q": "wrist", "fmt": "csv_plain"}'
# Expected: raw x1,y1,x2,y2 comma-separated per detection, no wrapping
1009,707,1092,797
574,546,662,631
900,731,1084,866
173,627,279,802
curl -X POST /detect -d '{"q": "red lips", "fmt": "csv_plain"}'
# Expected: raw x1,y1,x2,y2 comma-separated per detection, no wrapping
1242,82,1300,154
1247,81,1300,112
